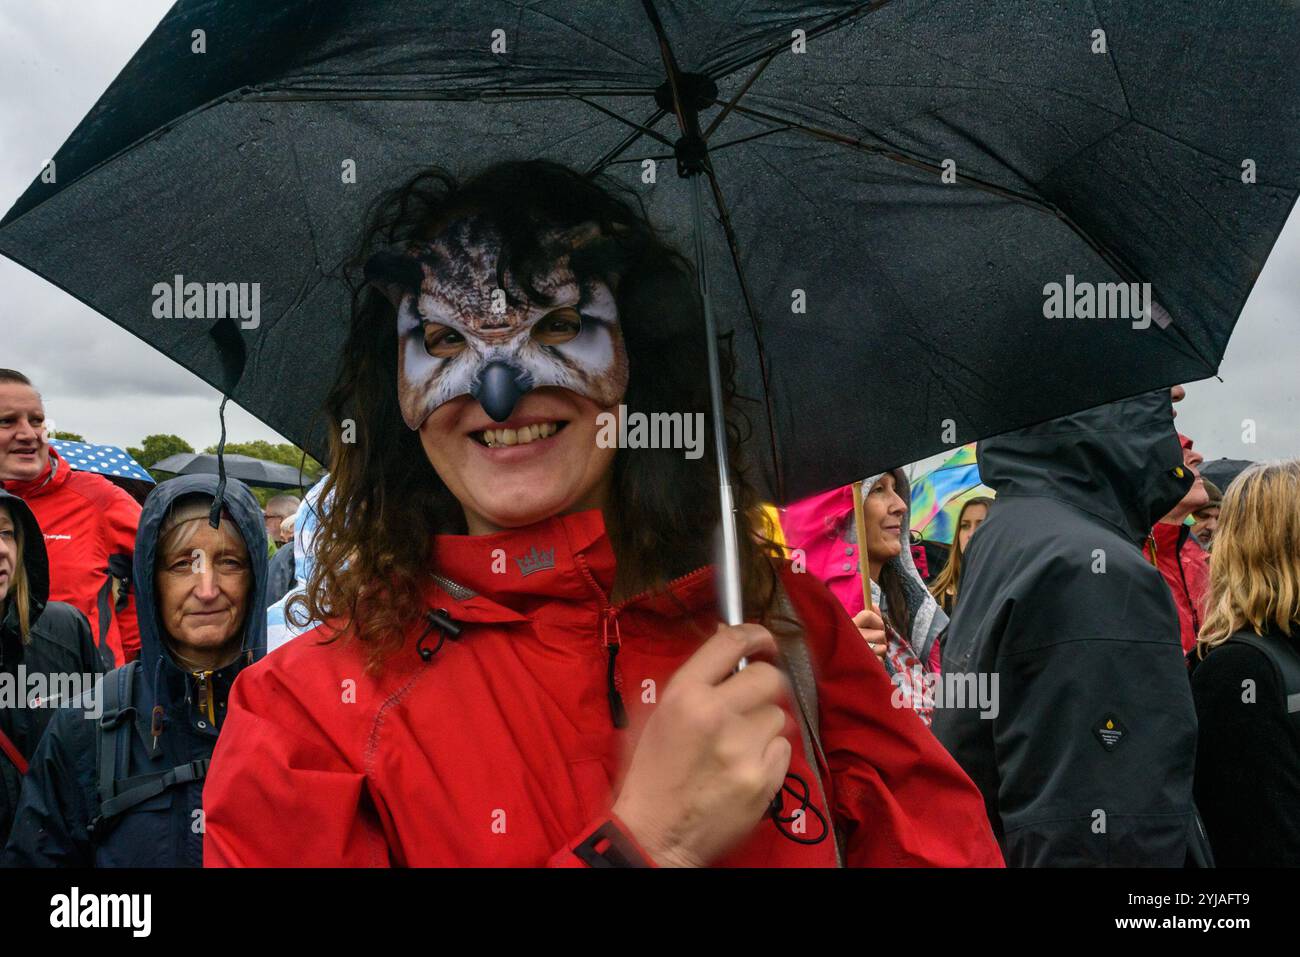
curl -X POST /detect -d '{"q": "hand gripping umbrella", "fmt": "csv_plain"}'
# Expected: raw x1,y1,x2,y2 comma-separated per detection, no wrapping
3,0,1299,619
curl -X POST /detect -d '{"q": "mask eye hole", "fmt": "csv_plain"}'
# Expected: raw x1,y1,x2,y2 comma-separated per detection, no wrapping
532,308,583,346
422,322,467,358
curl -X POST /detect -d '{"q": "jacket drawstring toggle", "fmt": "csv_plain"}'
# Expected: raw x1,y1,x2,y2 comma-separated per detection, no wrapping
150,704,166,752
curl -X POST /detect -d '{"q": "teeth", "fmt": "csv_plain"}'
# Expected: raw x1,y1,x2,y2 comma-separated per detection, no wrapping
479,422,560,447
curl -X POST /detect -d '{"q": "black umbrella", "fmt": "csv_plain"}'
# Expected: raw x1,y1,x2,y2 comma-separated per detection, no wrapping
152,452,312,491
1200,457,1255,493
2,1,1298,608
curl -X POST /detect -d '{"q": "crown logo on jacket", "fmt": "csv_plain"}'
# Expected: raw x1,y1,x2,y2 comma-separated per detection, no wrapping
514,545,555,577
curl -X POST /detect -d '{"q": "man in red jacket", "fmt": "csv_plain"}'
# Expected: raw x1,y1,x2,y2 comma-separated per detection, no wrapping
1145,433,1210,654
0,369,141,666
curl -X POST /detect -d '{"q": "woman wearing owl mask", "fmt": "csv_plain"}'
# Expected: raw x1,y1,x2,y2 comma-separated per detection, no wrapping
201,161,1001,868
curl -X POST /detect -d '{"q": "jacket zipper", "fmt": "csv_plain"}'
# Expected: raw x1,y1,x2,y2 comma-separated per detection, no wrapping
574,556,713,730
193,670,216,727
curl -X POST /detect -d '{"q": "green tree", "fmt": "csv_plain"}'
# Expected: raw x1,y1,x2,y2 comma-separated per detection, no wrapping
51,430,85,442
128,433,195,469
202,440,323,476
127,434,196,483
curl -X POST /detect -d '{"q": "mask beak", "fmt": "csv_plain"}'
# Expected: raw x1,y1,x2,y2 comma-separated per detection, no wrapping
472,362,531,422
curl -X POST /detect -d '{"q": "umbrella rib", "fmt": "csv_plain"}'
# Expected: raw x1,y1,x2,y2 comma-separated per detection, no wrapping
534,107,649,168
585,107,669,176
704,51,777,140
705,0,898,81
1089,0,1135,120
566,94,675,148
581,43,777,178
239,86,661,101
3,83,653,233
725,101,1054,209
701,162,786,502
638,0,691,137
718,103,1213,369
1034,205,1212,367
500,0,660,73
603,125,793,165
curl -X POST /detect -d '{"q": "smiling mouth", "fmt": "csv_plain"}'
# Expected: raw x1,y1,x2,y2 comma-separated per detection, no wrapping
472,420,568,448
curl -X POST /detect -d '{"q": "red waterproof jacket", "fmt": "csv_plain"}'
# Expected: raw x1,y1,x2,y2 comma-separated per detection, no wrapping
203,510,1002,867
1145,520,1209,655
2,447,141,666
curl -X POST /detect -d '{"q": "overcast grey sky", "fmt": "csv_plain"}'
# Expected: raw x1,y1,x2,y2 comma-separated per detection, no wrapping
2,2,1297,465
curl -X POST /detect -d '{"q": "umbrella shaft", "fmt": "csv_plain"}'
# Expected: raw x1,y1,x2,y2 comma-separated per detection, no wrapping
692,175,744,627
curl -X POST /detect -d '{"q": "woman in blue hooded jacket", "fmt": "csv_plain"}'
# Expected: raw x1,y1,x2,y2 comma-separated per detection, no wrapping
1,475,266,867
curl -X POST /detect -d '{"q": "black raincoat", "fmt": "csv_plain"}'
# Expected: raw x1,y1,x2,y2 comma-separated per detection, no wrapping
0,491,104,845
933,390,1200,866
1,476,266,867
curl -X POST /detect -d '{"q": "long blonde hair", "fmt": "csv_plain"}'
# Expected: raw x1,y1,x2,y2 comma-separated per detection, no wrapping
928,496,993,607
1,502,32,642
1197,459,1300,656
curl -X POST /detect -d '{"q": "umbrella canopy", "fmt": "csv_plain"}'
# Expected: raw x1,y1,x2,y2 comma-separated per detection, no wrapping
909,444,994,545
2,1,1298,504
152,452,311,490
1199,457,1255,493
48,439,156,504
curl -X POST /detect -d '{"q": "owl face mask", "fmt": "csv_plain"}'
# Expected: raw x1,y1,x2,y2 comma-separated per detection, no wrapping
364,215,630,428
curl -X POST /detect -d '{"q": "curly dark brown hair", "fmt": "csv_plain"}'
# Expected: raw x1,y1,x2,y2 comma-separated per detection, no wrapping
296,160,783,666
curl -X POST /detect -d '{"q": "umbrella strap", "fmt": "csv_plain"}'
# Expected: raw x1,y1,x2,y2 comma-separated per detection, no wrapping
209,395,230,529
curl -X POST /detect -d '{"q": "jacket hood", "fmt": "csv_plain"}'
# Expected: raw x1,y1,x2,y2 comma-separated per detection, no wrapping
977,389,1193,543
0,489,48,638
133,475,268,696
860,468,947,667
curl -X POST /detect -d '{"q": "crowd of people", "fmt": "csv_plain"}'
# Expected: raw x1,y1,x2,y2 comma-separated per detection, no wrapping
1,161,1297,868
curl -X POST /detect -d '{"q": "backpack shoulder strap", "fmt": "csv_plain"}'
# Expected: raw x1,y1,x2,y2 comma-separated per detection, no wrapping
1225,632,1300,716
89,660,210,835
770,575,845,866
97,759,210,823
89,660,138,837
